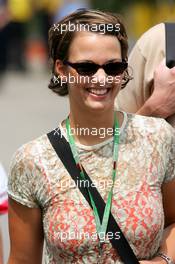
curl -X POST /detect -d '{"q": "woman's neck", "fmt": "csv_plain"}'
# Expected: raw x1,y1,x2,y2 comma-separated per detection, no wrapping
68,108,123,146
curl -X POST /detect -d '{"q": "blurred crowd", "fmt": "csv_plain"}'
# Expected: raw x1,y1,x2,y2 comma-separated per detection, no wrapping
0,1,175,75
0,0,90,74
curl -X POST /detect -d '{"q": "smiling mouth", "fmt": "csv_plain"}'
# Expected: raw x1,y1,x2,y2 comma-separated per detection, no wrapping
86,88,111,96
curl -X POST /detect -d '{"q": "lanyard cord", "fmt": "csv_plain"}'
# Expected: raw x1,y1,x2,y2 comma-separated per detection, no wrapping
65,113,120,244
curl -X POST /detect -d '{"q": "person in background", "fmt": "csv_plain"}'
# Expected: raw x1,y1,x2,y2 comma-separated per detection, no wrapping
0,0,32,72
53,0,90,22
31,0,61,55
0,0,10,73
116,23,175,127
0,162,8,264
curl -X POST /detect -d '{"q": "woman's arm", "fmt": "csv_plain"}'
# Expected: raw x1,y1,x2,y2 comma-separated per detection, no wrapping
140,179,175,264
159,178,175,256
8,198,44,264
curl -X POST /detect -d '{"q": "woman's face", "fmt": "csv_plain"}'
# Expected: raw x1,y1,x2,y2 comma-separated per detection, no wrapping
56,30,123,113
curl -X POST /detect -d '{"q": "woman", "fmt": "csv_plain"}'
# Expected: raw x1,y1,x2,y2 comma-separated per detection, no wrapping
8,9,175,264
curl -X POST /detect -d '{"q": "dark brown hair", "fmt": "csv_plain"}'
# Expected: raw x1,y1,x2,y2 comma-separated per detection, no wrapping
48,9,131,96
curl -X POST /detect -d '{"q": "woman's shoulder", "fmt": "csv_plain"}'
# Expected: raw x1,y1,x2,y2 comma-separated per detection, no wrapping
127,113,175,140
10,133,52,169
128,112,167,127
13,134,48,157
8,133,53,208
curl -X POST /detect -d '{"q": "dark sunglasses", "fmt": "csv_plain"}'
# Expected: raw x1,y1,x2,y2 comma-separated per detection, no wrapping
63,60,128,76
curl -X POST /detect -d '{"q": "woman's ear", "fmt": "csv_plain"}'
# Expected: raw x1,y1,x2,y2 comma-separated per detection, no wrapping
55,59,67,82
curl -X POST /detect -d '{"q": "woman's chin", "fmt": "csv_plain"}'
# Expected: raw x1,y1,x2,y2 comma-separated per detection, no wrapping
84,100,113,112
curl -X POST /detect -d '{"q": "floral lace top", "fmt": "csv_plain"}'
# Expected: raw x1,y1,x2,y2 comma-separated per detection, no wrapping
8,112,175,263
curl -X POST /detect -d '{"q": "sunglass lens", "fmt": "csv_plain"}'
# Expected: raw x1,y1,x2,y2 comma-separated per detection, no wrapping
76,63,98,76
105,62,127,76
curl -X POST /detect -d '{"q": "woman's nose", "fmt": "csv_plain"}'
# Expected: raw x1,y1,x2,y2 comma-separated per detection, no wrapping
92,68,108,86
